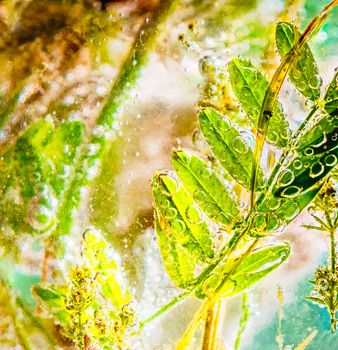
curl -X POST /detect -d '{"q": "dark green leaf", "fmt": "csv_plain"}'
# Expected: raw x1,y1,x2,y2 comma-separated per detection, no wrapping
276,22,321,101
324,70,338,116
199,107,264,189
228,59,289,147
195,243,291,298
171,149,239,226
33,286,65,309
273,114,337,199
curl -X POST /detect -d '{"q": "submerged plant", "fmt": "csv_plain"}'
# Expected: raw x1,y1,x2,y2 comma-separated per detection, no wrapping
148,0,338,347
0,0,337,348
34,230,134,349
305,177,338,332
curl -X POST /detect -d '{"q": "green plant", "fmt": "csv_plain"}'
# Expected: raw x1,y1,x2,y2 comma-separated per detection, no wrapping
305,177,338,332
34,230,133,349
148,1,338,347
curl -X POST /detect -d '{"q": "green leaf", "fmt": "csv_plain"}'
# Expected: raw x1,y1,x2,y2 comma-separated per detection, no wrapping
154,212,197,288
171,149,239,226
199,107,264,189
153,171,215,288
33,286,65,309
257,187,321,232
273,113,337,199
228,59,289,147
324,70,338,116
195,243,290,299
276,22,321,101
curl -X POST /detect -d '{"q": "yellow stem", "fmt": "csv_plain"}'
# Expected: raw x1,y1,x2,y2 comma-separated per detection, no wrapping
202,299,225,350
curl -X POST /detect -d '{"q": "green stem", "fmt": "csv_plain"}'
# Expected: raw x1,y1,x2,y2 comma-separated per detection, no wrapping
234,293,249,350
138,290,191,330
330,228,336,273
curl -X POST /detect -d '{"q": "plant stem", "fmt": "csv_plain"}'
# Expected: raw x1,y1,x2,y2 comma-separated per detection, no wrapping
234,293,249,350
176,301,209,350
139,291,191,330
329,227,337,332
329,228,336,273
202,299,224,350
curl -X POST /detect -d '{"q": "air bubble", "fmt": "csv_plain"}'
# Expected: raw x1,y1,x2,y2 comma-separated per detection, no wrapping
266,131,279,145
164,207,178,220
281,186,302,198
185,205,202,224
158,172,180,196
278,169,295,187
265,196,281,211
291,69,301,80
193,190,207,204
160,199,170,208
218,116,232,131
304,148,314,156
232,136,249,154
240,86,252,98
199,167,212,178
171,219,186,234
309,161,324,178
324,154,337,167
204,202,220,218
201,272,222,296
293,160,303,170
283,202,300,221
215,212,233,224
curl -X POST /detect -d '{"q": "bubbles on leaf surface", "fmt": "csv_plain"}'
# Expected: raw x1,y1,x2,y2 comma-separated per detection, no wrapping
280,185,303,198
309,161,324,178
185,205,202,224
232,136,249,154
278,169,295,187
193,189,207,204
171,219,186,235
304,148,314,156
27,186,57,232
158,172,180,196
283,201,300,221
218,115,232,132
324,154,337,167
164,207,178,220
293,159,303,170
199,166,212,178
265,196,281,211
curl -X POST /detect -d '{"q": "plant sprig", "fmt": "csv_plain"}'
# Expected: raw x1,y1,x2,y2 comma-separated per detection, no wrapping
147,1,338,347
